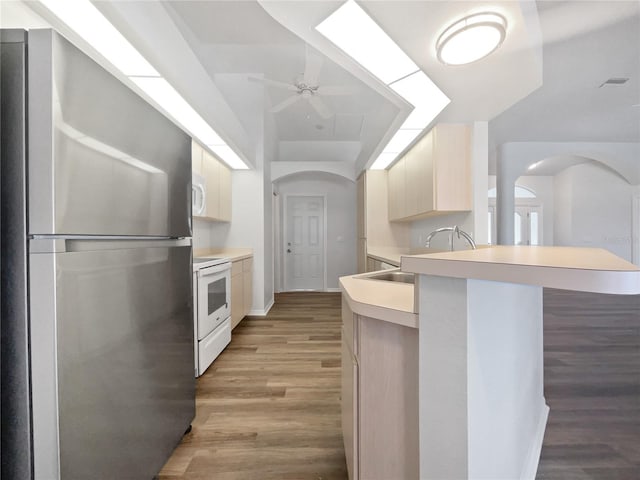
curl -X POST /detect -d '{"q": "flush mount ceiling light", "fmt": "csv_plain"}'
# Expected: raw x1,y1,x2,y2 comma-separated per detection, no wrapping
436,12,507,66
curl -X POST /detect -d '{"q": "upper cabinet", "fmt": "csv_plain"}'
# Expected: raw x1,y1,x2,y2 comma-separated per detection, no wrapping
388,124,471,222
356,171,410,273
192,140,232,222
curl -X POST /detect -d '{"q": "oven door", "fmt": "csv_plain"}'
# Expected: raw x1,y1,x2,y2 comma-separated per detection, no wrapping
196,263,231,340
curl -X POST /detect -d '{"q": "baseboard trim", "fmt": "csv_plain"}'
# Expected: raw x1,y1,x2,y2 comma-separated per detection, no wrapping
520,401,550,480
325,287,341,293
249,297,274,317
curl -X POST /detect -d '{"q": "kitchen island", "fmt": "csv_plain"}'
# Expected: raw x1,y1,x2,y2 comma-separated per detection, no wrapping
340,246,640,480
403,246,640,480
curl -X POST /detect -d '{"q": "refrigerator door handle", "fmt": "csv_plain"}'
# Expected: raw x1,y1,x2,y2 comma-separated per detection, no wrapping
30,237,192,253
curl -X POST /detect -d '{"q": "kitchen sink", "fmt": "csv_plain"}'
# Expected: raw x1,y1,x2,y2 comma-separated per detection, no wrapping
362,271,415,284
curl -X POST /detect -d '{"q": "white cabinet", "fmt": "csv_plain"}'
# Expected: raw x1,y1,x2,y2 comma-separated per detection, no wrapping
388,124,471,221
192,140,232,222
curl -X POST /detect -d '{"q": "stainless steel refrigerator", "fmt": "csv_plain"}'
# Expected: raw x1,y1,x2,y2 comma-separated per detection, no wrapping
1,29,195,479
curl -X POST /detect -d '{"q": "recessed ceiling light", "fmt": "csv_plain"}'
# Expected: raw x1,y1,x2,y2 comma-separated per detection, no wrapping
436,12,507,66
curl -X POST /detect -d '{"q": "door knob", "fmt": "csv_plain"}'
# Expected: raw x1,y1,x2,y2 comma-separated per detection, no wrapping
287,249,292,253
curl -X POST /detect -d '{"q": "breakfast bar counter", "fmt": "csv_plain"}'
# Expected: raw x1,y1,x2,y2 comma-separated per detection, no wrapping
400,246,640,480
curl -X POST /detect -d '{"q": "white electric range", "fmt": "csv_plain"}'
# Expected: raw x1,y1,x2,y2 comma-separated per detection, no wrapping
192,256,232,376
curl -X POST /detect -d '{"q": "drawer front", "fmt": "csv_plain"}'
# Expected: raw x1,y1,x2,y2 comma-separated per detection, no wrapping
197,318,231,376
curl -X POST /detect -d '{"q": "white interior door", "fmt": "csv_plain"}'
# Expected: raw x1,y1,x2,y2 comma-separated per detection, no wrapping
285,195,325,291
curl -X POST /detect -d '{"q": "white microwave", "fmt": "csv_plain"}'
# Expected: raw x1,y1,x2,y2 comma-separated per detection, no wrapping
192,172,206,217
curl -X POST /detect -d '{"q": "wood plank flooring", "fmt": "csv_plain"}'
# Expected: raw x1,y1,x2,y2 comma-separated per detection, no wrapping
160,289,639,479
537,288,640,480
158,292,347,480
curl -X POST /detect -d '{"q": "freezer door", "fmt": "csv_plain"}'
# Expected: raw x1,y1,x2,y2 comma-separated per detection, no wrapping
29,242,194,479
27,29,191,237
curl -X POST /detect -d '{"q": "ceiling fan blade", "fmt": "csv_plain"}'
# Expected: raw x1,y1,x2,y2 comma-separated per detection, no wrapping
248,75,298,92
308,96,333,119
270,94,301,113
318,85,357,96
303,47,324,85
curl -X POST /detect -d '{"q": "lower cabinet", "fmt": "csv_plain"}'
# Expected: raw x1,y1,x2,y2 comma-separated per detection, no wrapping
342,298,419,480
231,256,253,329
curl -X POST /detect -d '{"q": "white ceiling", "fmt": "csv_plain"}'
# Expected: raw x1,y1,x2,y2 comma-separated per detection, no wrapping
489,1,640,163
10,0,639,176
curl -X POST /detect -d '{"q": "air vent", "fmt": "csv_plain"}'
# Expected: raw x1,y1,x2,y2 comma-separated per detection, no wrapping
599,77,629,88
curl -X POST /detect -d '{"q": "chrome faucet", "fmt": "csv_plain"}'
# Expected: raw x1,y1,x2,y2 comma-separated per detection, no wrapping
424,225,477,251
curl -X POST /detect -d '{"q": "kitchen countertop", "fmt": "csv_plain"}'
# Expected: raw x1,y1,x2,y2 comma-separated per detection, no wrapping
193,247,253,262
339,274,418,329
402,246,640,295
367,246,444,267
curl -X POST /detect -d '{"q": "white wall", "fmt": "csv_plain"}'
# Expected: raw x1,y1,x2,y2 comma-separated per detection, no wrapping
192,218,213,250
553,163,636,261
273,172,357,290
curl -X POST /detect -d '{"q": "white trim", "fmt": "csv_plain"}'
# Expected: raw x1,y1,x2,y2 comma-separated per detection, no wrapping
519,402,550,480
282,194,328,291
325,287,342,293
633,194,640,266
249,297,274,317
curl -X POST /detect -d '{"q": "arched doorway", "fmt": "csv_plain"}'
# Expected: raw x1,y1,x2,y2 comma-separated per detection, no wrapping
488,185,541,245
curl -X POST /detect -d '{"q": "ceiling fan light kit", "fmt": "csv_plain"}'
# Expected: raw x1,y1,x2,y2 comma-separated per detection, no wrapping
249,46,354,119
436,12,507,66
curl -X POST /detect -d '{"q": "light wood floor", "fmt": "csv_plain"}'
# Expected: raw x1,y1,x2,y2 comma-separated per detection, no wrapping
159,292,347,480
160,289,639,480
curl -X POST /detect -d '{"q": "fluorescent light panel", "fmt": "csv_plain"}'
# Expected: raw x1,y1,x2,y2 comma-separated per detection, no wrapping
384,129,423,154
208,145,249,170
370,152,398,170
130,77,224,146
317,1,451,171
316,0,419,84
39,0,158,76
38,0,248,169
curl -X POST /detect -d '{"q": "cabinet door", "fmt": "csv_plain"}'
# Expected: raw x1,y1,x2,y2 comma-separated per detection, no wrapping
342,333,358,480
192,141,203,176
231,265,243,330
404,148,420,218
203,152,220,220
433,124,471,211
242,258,253,317
416,130,435,214
387,158,406,221
219,163,232,222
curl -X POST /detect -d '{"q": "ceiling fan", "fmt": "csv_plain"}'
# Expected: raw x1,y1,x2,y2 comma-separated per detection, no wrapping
248,47,355,119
